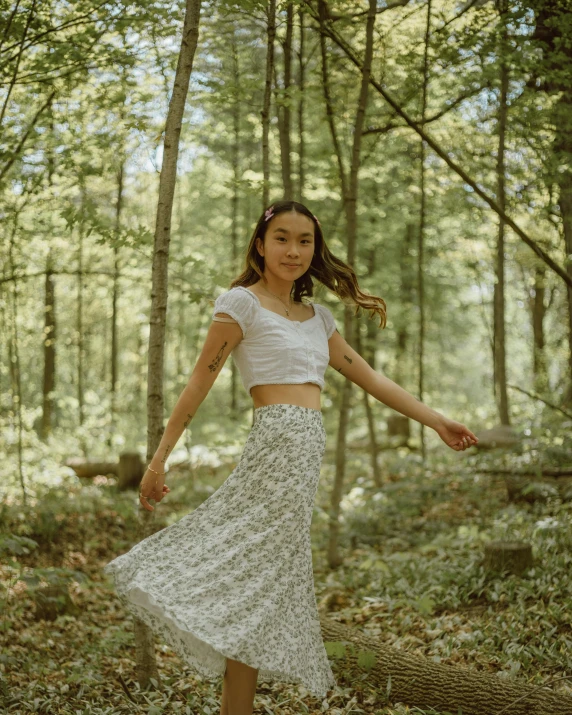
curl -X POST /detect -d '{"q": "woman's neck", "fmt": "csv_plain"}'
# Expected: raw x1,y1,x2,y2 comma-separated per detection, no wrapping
257,274,294,302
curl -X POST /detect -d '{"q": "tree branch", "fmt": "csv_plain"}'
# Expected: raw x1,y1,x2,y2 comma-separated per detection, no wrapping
301,0,572,288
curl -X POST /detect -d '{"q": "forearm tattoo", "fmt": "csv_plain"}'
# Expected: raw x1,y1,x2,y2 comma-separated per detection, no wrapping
161,445,170,463
183,413,193,428
208,342,228,373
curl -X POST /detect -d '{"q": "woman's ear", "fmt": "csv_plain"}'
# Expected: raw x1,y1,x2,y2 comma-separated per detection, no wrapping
255,236,264,257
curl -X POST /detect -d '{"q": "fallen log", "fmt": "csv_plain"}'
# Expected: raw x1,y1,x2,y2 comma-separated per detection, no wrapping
477,467,572,477
319,614,572,714
472,424,521,450
66,460,118,478
66,452,143,490
503,473,572,502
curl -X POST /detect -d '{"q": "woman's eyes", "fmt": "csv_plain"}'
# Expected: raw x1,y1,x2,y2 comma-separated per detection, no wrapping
276,237,311,244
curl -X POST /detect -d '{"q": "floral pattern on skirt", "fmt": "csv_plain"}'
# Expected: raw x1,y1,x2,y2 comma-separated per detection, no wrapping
103,403,337,698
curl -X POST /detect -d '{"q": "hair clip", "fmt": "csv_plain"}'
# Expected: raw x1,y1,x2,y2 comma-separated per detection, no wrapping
264,207,274,222
312,214,321,227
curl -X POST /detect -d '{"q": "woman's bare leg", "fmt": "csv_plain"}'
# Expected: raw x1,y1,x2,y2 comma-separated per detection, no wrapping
219,657,259,715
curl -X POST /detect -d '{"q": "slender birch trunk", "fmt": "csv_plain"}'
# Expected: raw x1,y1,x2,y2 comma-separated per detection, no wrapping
230,30,241,411
8,225,25,504
138,0,202,689
277,0,293,199
493,0,510,424
261,0,276,208
42,105,57,439
319,0,377,568
297,7,306,202
146,0,202,466
110,161,124,441
395,222,415,386
77,190,85,433
417,0,431,463
361,246,381,488
41,253,56,439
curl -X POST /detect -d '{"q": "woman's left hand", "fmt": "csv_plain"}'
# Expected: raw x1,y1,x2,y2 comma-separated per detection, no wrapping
435,416,479,451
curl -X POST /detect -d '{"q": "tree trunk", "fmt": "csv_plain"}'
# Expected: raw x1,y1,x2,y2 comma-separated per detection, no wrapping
297,7,306,202
141,0,202,690
493,0,510,425
77,201,84,431
261,0,276,209
534,1,572,401
41,255,56,439
318,615,572,714
525,1,572,398
555,106,572,403
417,0,431,463
110,161,125,440
137,318,145,408
484,540,533,575
531,263,548,393
8,225,26,505
277,0,293,199
230,30,241,412
558,158,572,405
356,324,381,489
359,246,381,488
319,0,376,568
328,371,352,569
146,0,202,466
42,104,57,439
0,303,6,416
395,222,415,386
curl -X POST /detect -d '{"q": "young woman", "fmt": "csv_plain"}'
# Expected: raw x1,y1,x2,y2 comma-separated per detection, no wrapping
104,200,478,715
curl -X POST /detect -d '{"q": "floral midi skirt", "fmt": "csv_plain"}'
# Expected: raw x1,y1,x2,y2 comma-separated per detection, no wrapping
103,403,337,698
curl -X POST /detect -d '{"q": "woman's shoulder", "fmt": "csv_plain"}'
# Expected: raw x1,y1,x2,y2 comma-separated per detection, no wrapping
217,285,259,303
214,285,259,306
212,286,259,334
311,301,338,338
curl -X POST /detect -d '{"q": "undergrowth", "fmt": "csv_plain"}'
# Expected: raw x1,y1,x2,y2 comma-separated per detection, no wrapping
1,423,571,714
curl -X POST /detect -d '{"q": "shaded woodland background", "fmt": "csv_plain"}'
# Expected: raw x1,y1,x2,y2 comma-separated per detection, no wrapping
1,0,571,714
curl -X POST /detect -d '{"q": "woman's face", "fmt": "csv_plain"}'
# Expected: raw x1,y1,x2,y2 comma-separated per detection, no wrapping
256,211,315,282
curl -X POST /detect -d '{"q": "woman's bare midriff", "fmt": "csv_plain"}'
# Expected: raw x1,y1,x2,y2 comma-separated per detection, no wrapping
250,383,321,411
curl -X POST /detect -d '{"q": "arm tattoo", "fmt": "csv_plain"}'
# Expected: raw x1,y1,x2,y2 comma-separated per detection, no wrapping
183,413,193,428
161,445,170,463
208,341,228,372
335,355,352,374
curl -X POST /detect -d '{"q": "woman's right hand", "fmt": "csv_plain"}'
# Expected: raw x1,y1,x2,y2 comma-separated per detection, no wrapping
139,468,171,512
434,416,478,452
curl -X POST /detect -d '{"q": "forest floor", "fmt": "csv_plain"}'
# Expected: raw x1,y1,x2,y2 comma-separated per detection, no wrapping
1,441,571,715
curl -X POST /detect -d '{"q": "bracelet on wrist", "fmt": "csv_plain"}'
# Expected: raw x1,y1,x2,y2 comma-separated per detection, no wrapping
147,465,166,476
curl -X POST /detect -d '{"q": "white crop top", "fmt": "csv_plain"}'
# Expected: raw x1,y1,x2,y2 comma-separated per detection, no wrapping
211,286,338,394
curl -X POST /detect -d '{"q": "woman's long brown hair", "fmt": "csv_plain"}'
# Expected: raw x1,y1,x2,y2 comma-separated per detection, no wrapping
230,200,387,329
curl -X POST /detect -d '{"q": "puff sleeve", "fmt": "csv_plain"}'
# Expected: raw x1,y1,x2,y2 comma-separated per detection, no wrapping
315,303,338,339
212,288,258,337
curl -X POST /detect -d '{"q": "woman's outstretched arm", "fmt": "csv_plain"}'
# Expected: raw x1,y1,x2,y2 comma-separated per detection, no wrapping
327,330,478,451
140,314,243,511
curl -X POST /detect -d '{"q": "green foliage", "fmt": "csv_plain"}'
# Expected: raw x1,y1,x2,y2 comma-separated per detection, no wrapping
0,533,38,559
333,463,572,684
1,0,572,712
